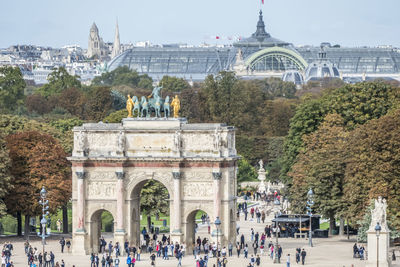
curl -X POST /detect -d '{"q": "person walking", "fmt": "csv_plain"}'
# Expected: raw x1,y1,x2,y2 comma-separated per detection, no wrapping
176,250,183,267
59,237,65,253
286,254,290,267
255,255,260,266
240,234,245,249
150,253,156,267
244,244,248,259
301,249,306,265
236,242,241,258
228,242,232,257
222,256,227,267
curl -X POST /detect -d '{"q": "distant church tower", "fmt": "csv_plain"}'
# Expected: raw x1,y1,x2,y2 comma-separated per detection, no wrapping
111,20,121,58
87,22,105,59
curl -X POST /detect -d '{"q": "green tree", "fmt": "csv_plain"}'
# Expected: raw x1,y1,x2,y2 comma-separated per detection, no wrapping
140,180,169,230
0,134,12,215
237,157,257,183
0,66,26,113
281,81,400,188
103,109,129,123
92,66,153,89
160,76,190,94
37,67,81,97
256,77,297,99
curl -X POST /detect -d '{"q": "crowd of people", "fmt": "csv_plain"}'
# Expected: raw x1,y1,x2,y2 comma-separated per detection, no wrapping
1,242,14,267
25,240,68,267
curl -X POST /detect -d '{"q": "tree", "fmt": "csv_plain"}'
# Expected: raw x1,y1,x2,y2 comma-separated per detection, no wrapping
57,87,86,118
140,180,169,230
261,99,298,137
344,108,400,232
103,109,129,123
5,131,71,238
37,67,81,98
281,81,400,188
0,114,70,154
256,77,297,99
0,134,12,216
92,66,153,89
26,94,52,115
0,66,26,113
160,76,190,94
289,114,348,234
84,87,113,121
237,157,257,183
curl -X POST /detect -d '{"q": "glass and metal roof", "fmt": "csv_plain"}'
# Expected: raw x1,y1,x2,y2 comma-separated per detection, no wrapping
107,10,400,81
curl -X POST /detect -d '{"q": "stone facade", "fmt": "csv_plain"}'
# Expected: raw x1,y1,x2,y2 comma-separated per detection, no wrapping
68,118,239,255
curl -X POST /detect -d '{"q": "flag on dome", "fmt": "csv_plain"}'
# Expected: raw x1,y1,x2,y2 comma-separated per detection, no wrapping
216,36,220,40
261,0,264,4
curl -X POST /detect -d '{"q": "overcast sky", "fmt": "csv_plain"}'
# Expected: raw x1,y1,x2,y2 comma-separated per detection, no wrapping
0,0,399,49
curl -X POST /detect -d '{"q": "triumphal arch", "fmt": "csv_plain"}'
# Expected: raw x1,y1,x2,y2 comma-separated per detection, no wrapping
69,118,239,255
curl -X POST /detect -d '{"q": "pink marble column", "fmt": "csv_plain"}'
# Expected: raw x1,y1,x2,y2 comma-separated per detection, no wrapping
76,172,85,231
116,172,125,232
213,172,222,220
172,172,181,233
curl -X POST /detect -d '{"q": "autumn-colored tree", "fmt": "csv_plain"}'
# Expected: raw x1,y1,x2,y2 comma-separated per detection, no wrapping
289,114,348,234
25,94,52,115
344,108,400,231
5,131,71,238
57,87,86,118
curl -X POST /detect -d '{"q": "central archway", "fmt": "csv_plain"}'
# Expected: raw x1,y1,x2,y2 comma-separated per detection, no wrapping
89,209,115,254
128,178,171,248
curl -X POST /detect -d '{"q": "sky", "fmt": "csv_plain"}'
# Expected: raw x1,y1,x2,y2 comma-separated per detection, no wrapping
0,0,399,49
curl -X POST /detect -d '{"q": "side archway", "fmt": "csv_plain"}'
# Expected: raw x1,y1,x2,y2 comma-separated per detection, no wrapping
184,208,213,253
245,47,308,72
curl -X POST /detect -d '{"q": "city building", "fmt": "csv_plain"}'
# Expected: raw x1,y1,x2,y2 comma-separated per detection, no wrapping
107,10,400,83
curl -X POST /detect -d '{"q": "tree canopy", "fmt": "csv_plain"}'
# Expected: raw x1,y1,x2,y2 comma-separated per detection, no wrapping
0,66,25,113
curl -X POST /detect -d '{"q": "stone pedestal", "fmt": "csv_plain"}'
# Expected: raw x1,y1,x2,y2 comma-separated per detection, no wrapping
72,231,87,255
114,231,127,256
367,231,391,267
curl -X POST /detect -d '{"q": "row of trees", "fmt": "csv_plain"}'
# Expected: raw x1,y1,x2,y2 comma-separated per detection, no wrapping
282,81,400,234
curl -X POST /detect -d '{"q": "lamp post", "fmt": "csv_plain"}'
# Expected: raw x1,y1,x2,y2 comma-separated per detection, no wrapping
273,198,281,263
37,186,50,256
306,188,314,247
375,222,381,267
215,217,221,259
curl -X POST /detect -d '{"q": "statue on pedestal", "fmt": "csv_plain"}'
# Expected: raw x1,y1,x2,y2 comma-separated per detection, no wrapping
369,196,389,232
126,95,134,118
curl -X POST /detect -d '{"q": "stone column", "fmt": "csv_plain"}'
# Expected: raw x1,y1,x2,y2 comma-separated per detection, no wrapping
115,171,126,255
213,172,222,219
171,172,182,243
73,171,87,255
76,171,86,231
172,172,182,232
212,172,223,244
115,172,125,231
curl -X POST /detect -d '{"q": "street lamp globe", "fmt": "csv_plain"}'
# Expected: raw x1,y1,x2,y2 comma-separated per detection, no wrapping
307,188,314,199
40,186,47,198
375,222,381,236
214,216,221,227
